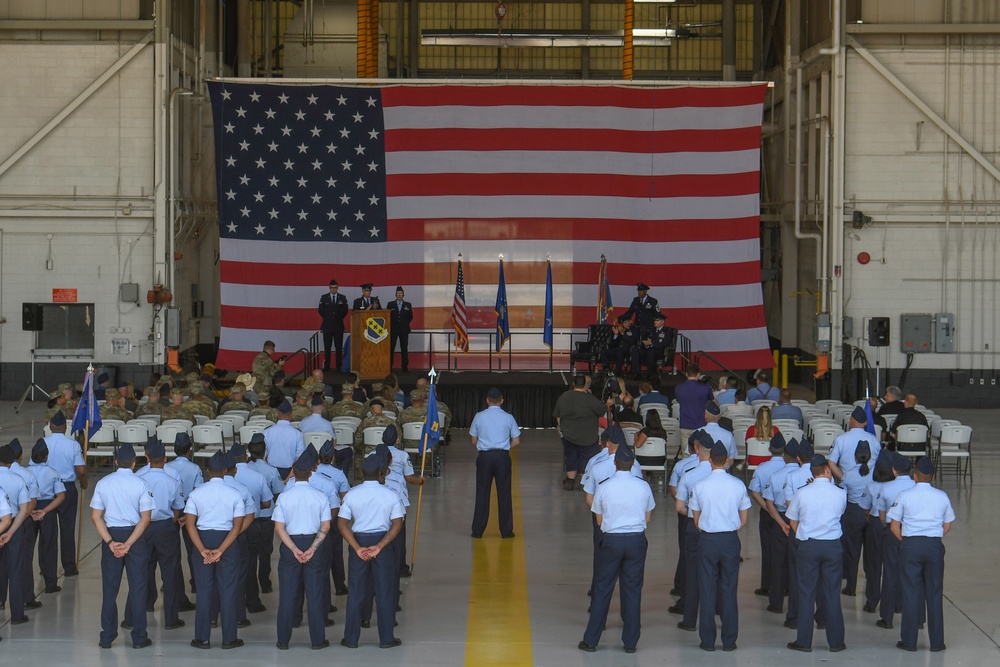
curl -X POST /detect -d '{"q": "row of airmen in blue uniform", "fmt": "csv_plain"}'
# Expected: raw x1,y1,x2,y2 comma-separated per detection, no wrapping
572,402,955,654
20,422,417,651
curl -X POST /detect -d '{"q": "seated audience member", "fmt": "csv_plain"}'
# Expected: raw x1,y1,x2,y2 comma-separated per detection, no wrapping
746,371,780,403
770,389,803,428
715,377,739,405
876,385,904,417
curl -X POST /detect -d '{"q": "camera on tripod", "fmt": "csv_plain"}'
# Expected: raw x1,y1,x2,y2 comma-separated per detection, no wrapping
602,373,623,406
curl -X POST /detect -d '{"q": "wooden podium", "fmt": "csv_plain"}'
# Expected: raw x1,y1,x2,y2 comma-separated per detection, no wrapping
351,309,391,380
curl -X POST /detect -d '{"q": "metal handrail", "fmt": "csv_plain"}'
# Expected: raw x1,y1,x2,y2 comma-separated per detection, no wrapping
282,346,313,383
691,347,748,390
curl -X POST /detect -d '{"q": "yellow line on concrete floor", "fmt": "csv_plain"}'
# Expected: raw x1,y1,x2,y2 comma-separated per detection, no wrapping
464,448,532,666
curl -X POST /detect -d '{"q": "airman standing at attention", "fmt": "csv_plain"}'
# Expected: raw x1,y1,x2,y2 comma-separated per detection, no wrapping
28,439,66,595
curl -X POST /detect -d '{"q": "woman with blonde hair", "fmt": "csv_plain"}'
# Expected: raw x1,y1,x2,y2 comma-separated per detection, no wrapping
746,405,777,466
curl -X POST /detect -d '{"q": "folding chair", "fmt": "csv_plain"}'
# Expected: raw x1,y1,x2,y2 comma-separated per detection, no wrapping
636,436,667,495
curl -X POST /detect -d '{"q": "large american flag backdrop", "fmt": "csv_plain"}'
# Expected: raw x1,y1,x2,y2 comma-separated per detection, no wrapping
209,80,773,371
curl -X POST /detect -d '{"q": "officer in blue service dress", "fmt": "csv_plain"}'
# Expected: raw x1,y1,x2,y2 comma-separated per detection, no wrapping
184,450,247,650
747,432,786,598
7,438,40,611
89,444,155,649
578,443,655,654
875,453,915,631
246,433,285,595
28,439,66,595
786,454,848,653
667,434,700,614
618,283,660,336
839,442,873,597
273,447,333,650
859,450,894,613
674,431,715,632
762,437,801,615
688,440,751,652
319,279,349,371
0,444,32,626
338,448,405,649
631,312,672,379
887,456,955,653
827,406,881,482
389,286,413,372
43,410,88,577
469,387,522,539
165,433,202,608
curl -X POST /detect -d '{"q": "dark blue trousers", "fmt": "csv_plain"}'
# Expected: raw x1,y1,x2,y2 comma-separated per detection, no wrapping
900,537,946,650
361,520,403,621
244,519,265,610
125,519,180,626
295,532,332,626
334,448,354,478
278,535,327,646
343,531,397,646
795,539,845,649
769,513,790,611
33,498,59,590
472,450,513,537
212,533,249,623
56,482,78,573
863,516,884,609
181,521,197,595
192,529,240,644
18,521,36,602
0,522,26,619
880,524,901,624
787,527,827,628
674,513,689,598
256,517,276,591
681,519,701,626
759,510,774,591
583,532,647,649
840,503,867,594
697,531,741,650
590,513,601,594
329,526,346,590
101,525,150,646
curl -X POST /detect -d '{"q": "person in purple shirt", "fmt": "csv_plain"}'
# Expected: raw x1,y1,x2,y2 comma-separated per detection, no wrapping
673,364,716,443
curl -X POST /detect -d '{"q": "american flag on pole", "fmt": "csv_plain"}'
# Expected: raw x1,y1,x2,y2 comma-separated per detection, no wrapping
451,255,469,352
597,254,614,325
209,81,773,371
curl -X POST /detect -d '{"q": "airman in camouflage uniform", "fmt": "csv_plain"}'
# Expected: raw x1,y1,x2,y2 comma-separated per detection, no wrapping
185,383,217,419
136,385,170,417
251,340,284,398
330,383,364,419
398,390,429,451
219,382,254,415
181,372,201,397
354,399,400,456
416,377,453,435
290,387,313,422
161,387,197,421
99,387,133,421
248,391,278,422
44,383,77,423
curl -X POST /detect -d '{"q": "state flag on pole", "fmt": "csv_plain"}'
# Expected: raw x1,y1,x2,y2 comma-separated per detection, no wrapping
543,259,554,348
495,258,510,352
71,369,102,438
421,383,442,454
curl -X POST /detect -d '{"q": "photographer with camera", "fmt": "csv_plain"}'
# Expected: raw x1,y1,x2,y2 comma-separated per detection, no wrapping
554,375,615,491
252,340,286,398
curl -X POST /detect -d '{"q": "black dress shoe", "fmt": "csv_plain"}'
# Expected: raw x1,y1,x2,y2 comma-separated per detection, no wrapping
723,644,737,652
360,620,371,629
754,588,769,597
190,639,211,649
379,638,402,649
876,619,893,630
10,616,29,625
841,588,856,596
396,604,402,612
699,643,715,652
829,644,847,652
783,620,797,629
99,641,113,649
400,566,412,578
276,642,289,650
787,642,812,652
260,585,273,594
862,603,877,613
471,533,483,539
25,600,42,609
121,621,133,630
45,586,62,594
247,605,266,614
501,533,515,539
669,588,679,596
329,604,338,613
133,639,153,649
312,640,331,650
624,647,636,654
930,645,947,652
335,587,348,596
179,600,196,612
165,620,186,629
676,622,696,632
237,619,252,628
896,641,917,652
816,622,827,630
0,602,5,610
145,606,154,613
325,618,335,627
210,621,218,628
64,570,79,577
577,641,596,652
221,639,245,649
340,639,358,648
766,605,783,614
667,603,684,614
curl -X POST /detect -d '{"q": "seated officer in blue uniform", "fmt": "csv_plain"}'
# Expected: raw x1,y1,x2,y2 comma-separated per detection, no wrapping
887,456,955,653
688,440,751,652
89,444,156,649
338,448,405,649
273,446,333,650
786,454,848,653
579,443,655,654
631,312,671,379
184,450,247,650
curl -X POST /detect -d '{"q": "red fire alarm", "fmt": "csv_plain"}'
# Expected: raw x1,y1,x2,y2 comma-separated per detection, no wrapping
857,252,871,265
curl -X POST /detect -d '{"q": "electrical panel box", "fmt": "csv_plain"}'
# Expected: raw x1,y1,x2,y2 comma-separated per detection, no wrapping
120,283,140,303
842,316,854,339
900,314,933,353
164,307,181,348
816,312,832,353
935,313,955,353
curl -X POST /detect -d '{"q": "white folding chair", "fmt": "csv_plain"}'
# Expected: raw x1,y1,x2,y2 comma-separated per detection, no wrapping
751,400,776,413
156,424,182,445
116,423,149,447
303,431,334,450
790,399,812,407
772,419,802,433
363,426,388,453
937,425,972,480
194,414,210,425
129,418,158,432
101,419,126,430
815,399,844,413
224,409,251,422
204,419,236,446
216,413,246,429
86,423,119,466
812,428,842,455
883,414,897,430
636,436,667,494
639,403,670,425
896,424,929,458
744,437,772,481
622,427,640,448
161,419,194,433
192,424,225,452
332,416,362,430
239,424,267,444
334,425,355,449
401,421,439,475
248,415,273,424
776,426,803,443
382,410,397,421
722,403,754,418
665,427,682,460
